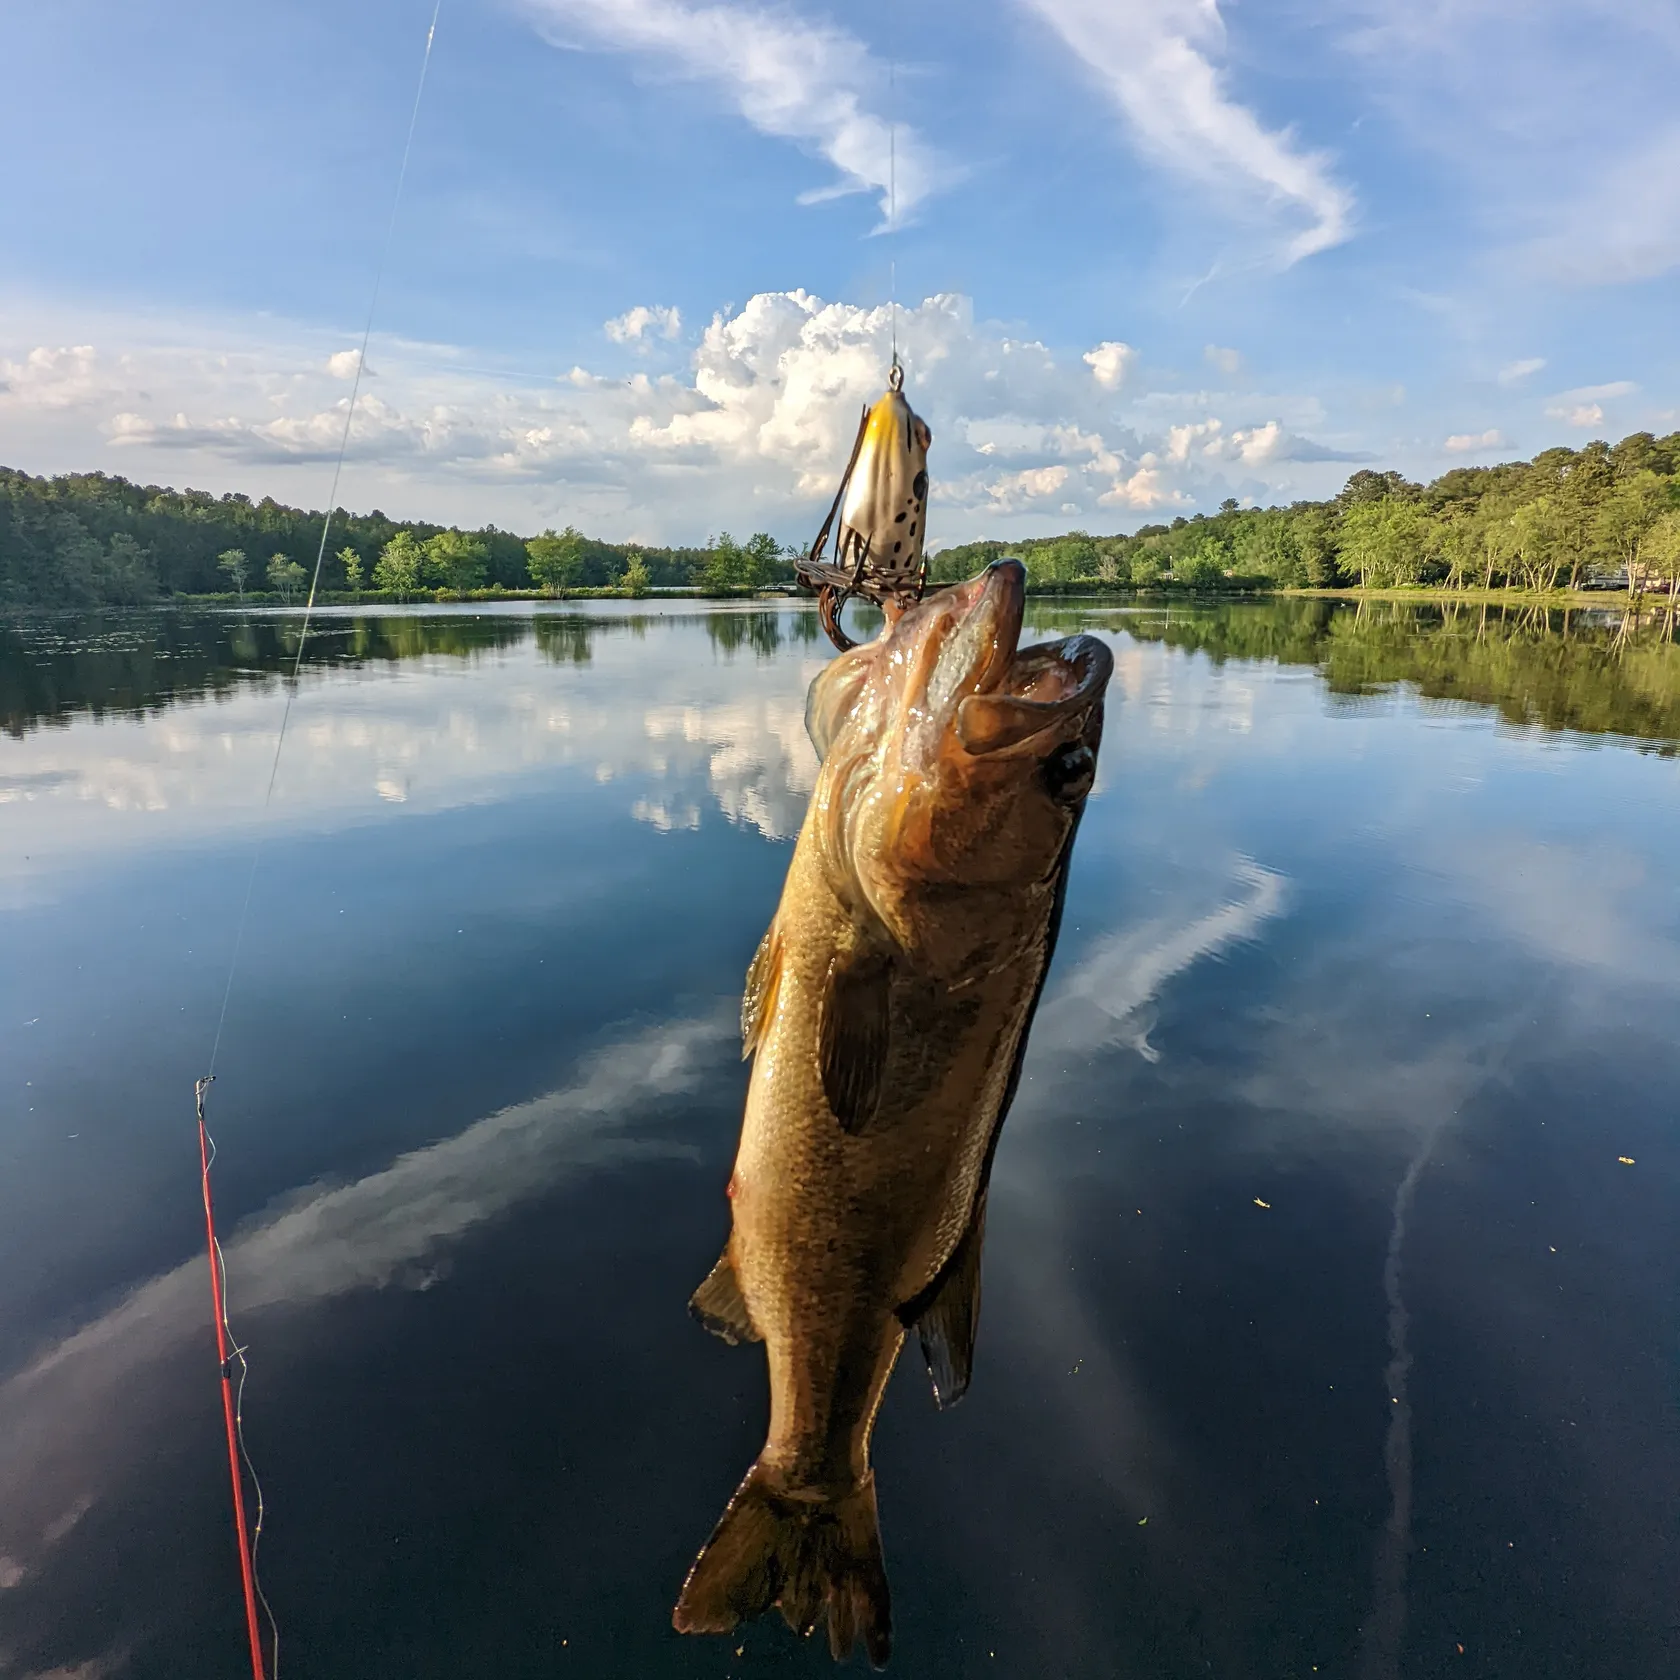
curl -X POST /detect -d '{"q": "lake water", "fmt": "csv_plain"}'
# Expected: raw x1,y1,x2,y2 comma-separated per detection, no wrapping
1,598,1676,1679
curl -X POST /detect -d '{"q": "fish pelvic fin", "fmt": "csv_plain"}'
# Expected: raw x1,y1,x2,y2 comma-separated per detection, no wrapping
900,1189,988,1409
689,1247,761,1346
673,1461,891,1668
741,920,784,1059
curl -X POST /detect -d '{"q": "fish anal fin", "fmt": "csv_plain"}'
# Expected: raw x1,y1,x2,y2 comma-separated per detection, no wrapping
818,950,892,1135
689,1248,761,1346
901,1190,988,1410
741,922,784,1059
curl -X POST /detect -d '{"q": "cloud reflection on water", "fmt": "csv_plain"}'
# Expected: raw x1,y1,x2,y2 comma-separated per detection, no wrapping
0,612,828,884
0,1013,728,1611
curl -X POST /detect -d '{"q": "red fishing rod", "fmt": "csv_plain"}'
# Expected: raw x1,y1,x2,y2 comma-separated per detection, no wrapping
195,1077,267,1680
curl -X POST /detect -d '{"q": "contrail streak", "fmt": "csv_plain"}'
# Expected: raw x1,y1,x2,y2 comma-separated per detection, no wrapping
1358,1117,1448,1680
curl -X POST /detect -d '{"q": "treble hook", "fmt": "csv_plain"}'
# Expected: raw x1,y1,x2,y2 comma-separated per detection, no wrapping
817,585,857,652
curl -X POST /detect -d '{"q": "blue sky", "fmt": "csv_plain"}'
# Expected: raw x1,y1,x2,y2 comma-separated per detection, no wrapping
2,0,1677,544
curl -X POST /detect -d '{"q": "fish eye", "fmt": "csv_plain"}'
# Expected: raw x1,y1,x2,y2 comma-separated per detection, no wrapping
1041,740,1096,804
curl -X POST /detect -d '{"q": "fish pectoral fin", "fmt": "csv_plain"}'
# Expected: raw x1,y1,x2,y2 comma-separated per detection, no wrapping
818,949,893,1135
741,920,784,1059
689,1248,762,1345
900,1190,988,1410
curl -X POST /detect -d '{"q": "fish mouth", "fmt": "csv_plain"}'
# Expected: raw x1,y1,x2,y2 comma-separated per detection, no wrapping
920,561,1111,755
921,560,1026,716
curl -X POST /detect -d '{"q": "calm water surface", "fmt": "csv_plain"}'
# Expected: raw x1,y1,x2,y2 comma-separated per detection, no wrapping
1,599,1676,1679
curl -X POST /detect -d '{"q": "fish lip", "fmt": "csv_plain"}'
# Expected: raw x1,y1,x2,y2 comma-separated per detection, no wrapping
955,630,1114,755
948,559,1025,696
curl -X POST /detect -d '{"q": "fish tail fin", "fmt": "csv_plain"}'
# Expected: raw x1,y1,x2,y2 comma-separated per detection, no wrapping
673,1460,891,1667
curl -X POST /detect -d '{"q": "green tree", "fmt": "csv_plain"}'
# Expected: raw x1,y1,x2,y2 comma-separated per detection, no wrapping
422,529,488,593
526,526,585,594
1510,496,1564,593
1436,509,1479,591
1337,469,1422,508
740,532,783,591
1595,471,1673,595
338,546,364,594
217,548,249,598
1177,536,1230,590
1095,546,1131,586
700,532,746,594
373,531,422,597
1231,511,1300,584
1554,441,1613,589
1130,548,1166,589
1647,509,1680,605
620,553,652,597
1290,507,1341,586
100,533,158,604
267,553,307,603
1337,500,1430,588
1468,496,1519,589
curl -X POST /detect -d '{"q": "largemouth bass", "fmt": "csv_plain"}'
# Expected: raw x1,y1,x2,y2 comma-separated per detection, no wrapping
673,560,1113,1664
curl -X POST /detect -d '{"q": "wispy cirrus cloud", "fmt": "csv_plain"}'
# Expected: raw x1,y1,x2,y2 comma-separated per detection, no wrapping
519,0,948,229
1337,0,1680,285
1022,0,1354,265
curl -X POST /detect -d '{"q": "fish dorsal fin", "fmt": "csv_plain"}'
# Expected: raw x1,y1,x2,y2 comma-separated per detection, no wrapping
818,948,893,1135
901,1190,988,1410
741,921,784,1059
689,1247,761,1345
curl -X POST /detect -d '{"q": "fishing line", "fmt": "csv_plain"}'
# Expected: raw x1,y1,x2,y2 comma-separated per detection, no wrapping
887,56,898,373
194,6,444,1678
207,0,443,1081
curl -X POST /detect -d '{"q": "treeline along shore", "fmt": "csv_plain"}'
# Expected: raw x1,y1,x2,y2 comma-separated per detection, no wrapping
3,428,1679,609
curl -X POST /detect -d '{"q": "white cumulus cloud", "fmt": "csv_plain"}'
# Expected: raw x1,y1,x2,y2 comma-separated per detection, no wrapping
520,0,947,228
604,304,682,344
1023,0,1354,264
1084,340,1137,391
327,348,366,379
1550,403,1603,429
1444,428,1504,454
1544,382,1636,428
0,344,102,408
1,293,1375,542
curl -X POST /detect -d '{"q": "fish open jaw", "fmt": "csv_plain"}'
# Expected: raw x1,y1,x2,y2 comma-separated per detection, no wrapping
908,561,1112,758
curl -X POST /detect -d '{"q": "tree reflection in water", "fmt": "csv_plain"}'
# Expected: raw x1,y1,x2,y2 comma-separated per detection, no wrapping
1030,597,1680,754
5,599,1680,752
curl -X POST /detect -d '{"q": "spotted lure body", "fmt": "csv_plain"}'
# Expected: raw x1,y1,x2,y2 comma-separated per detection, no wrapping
835,381,933,591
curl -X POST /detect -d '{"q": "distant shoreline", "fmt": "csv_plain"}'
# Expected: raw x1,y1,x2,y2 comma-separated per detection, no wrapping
5,581,1667,613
